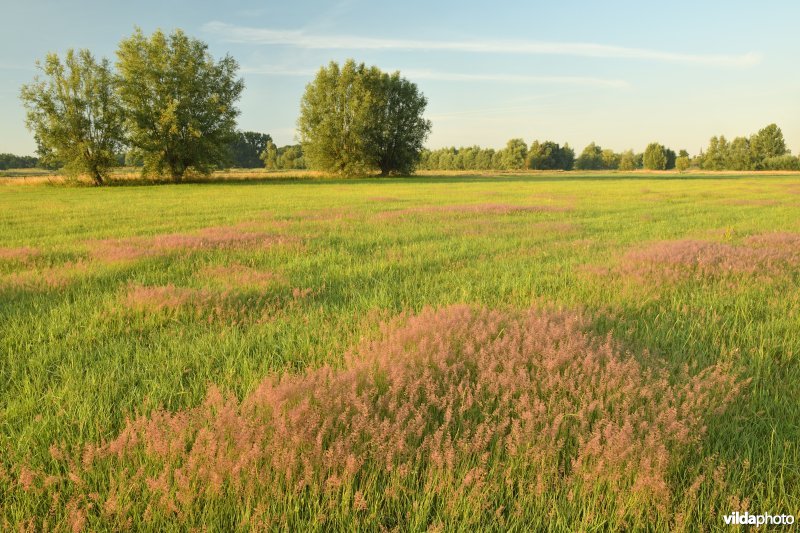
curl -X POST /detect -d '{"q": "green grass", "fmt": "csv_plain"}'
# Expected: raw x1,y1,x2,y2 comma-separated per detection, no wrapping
1,172,799,530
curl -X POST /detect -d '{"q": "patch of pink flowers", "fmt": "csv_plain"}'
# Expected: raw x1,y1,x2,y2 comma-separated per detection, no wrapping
199,264,285,291
87,224,297,263
0,261,90,290
617,232,800,280
376,203,572,220
0,246,39,262
29,305,743,526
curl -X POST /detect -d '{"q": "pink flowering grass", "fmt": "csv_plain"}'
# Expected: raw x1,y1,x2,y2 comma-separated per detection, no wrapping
611,232,800,282
119,274,312,325
0,261,91,291
199,264,285,291
376,202,572,220
0,246,39,263
16,305,744,529
87,223,297,263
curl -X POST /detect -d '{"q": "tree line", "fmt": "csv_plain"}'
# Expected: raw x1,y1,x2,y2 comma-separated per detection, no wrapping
0,153,39,170
418,140,680,171
15,26,798,182
694,124,797,170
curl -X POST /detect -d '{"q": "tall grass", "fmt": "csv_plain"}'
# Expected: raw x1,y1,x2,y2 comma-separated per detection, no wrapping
1,172,799,529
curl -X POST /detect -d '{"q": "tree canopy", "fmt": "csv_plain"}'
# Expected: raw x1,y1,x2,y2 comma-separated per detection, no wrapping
20,49,125,185
228,131,272,168
116,28,244,182
298,60,431,176
699,124,792,171
643,143,668,170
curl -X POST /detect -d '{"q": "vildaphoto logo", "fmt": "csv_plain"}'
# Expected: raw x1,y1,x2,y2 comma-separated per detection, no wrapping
723,511,795,527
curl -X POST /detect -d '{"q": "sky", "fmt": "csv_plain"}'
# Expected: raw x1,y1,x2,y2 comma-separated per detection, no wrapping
1,0,799,156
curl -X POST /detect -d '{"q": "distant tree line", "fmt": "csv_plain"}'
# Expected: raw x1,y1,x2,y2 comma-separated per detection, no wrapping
0,153,38,170
418,139,681,171
694,124,798,171
14,26,799,181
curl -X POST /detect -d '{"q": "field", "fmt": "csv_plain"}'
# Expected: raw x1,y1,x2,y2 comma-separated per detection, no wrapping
1,172,799,530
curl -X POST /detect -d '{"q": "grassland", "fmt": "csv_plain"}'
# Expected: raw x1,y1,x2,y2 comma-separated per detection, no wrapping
1,172,799,530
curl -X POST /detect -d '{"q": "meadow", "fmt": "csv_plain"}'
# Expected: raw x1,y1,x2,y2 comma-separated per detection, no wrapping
1,171,799,530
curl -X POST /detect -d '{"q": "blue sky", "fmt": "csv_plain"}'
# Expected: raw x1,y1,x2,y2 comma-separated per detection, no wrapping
2,0,799,156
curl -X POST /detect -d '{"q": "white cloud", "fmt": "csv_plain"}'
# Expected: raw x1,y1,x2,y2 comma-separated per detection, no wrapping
204,21,761,68
241,65,628,88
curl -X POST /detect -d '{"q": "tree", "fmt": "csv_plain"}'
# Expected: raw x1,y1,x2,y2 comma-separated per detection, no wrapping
261,140,279,170
575,142,603,170
20,49,124,185
675,156,690,171
229,131,272,168
277,145,306,169
298,60,431,176
664,148,676,170
703,135,729,170
500,138,527,170
750,123,786,167
601,148,619,170
727,136,754,170
527,140,573,170
643,142,668,170
618,149,636,171
371,71,432,175
116,28,244,182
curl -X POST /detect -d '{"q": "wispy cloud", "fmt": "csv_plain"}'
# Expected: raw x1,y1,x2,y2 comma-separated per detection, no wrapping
204,21,760,68
241,65,628,88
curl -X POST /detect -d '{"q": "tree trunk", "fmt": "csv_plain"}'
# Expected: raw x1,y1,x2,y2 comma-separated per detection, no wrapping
170,166,183,183
92,169,104,186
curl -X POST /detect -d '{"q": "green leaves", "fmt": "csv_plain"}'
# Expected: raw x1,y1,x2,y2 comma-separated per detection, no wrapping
20,49,125,185
116,28,244,182
298,60,431,176
643,142,668,170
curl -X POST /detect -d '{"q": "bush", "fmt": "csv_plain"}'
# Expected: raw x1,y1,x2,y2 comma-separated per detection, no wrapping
762,154,800,170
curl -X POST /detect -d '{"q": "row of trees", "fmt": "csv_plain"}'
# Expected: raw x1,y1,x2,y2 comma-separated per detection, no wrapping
21,34,429,181
0,153,38,170
16,26,798,181
417,140,686,171
696,124,797,170
21,28,243,184
418,140,575,171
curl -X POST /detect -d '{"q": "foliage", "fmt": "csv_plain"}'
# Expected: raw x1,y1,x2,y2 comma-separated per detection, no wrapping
0,153,38,170
762,154,800,170
500,138,527,170
675,156,690,172
20,49,125,185
228,131,272,168
750,123,787,166
643,142,668,170
618,149,637,170
116,28,244,182
261,142,306,170
527,140,574,170
298,60,431,176
702,124,789,171
575,142,604,170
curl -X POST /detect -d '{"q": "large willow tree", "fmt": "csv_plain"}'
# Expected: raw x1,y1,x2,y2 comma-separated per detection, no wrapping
20,49,125,185
298,60,431,176
116,28,244,182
